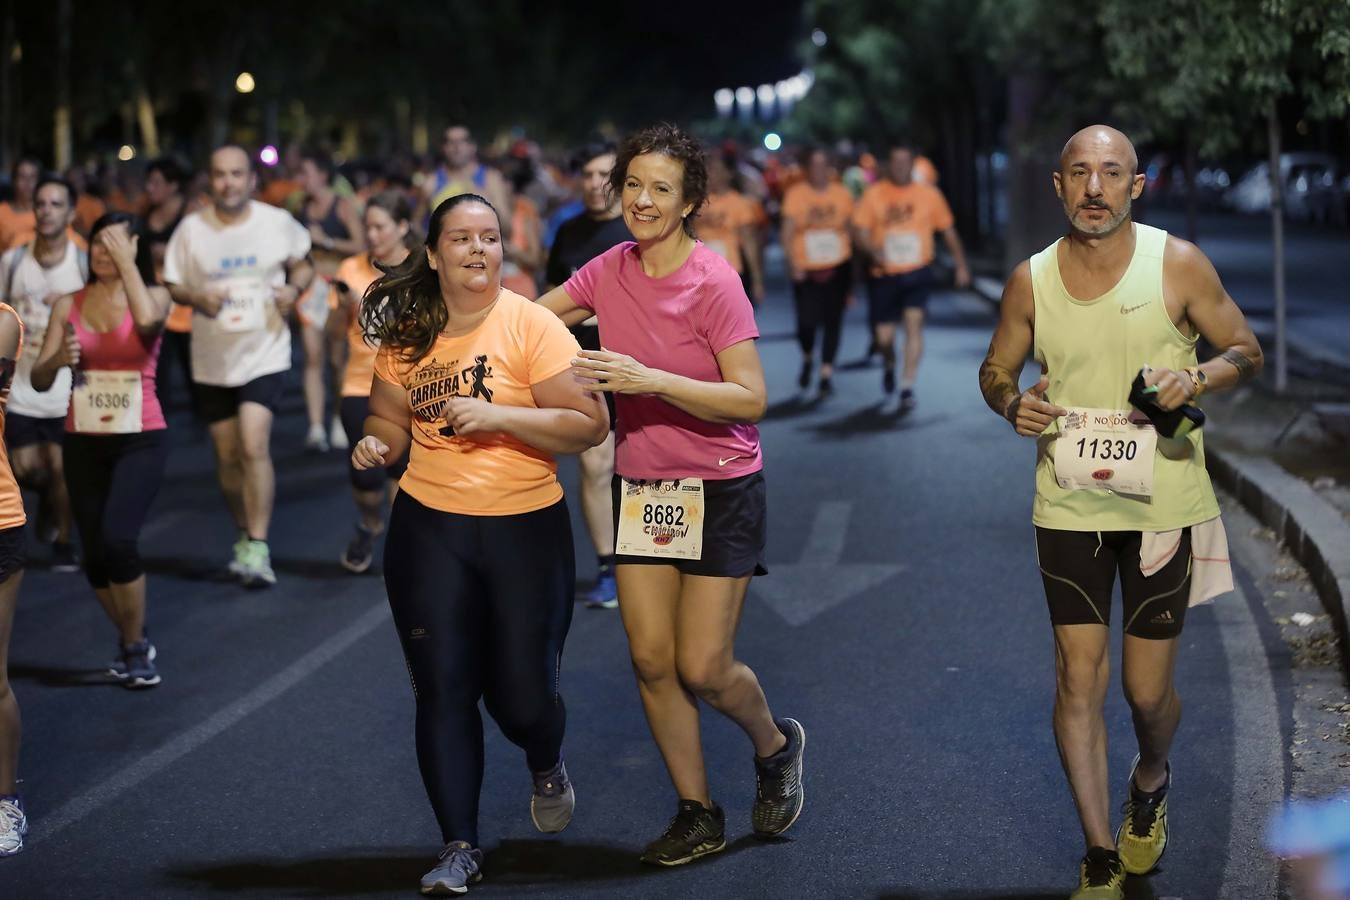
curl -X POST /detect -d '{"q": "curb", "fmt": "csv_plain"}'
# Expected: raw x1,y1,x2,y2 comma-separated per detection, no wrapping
1206,447,1350,674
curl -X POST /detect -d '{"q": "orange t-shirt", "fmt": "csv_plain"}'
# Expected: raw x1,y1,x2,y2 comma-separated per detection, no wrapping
851,181,954,275
338,253,383,398
503,196,540,300
781,181,854,273
261,179,302,211
73,194,107,237
913,156,940,186
0,204,88,254
697,191,756,273
0,304,26,530
165,302,194,334
373,289,580,516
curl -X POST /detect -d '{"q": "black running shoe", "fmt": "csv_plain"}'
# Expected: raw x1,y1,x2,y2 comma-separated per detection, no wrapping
752,717,806,836
900,388,916,411
51,542,80,573
798,360,812,390
341,525,376,574
882,368,897,395
818,376,833,397
639,800,726,866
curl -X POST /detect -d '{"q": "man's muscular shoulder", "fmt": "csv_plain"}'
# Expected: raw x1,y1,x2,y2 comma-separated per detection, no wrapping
1162,234,1223,303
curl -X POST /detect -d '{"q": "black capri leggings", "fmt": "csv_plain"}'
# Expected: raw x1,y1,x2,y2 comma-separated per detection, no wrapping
383,491,576,847
340,396,408,491
63,430,168,589
793,261,851,366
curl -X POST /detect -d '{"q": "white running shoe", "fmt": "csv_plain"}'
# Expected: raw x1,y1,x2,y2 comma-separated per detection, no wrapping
0,796,28,856
329,415,349,451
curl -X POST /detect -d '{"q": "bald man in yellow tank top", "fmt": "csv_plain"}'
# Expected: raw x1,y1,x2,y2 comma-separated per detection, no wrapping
979,126,1263,900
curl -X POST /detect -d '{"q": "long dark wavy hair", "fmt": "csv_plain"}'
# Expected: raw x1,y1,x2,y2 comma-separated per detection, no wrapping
359,192,499,363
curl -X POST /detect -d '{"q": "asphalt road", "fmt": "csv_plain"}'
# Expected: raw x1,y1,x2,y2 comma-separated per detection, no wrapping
1,283,1291,899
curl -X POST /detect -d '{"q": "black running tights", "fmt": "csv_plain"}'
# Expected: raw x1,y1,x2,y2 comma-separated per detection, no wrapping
793,263,850,366
382,491,576,847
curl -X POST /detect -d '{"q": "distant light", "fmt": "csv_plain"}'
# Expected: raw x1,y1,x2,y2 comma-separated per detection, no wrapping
764,133,782,152
811,28,827,47
117,145,136,162
259,145,280,167
714,88,735,117
235,71,256,94
757,84,776,105
735,86,755,106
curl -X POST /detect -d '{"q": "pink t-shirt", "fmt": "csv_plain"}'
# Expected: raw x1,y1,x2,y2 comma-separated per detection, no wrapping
563,241,763,481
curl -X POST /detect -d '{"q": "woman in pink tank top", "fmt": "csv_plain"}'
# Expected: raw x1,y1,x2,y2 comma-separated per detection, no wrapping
32,212,172,689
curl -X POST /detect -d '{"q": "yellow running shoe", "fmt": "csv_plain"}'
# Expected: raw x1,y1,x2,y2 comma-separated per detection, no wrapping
1069,847,1125,899
1116,754,1170,875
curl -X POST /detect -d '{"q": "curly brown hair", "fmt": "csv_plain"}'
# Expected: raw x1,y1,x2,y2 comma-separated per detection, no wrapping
610,123,708,238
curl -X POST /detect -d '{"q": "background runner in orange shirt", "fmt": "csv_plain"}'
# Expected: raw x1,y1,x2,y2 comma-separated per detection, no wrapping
781,147,854,396
699,153,765,303
852,143,971,409
332,191,413,573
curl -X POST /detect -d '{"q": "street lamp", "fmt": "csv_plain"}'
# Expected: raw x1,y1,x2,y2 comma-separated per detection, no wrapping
811,28,827,47
235,71,256,94
117,145,136,162
757,84,776,120
735,86,755,122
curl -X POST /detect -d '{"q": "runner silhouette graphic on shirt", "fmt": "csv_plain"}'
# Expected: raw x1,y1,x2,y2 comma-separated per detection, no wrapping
464,355,493,402
439,355,494,436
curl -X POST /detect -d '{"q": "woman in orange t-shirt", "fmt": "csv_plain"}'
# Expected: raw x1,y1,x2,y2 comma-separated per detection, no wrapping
331,192,413,574
0,303,28,854
780,148,855,396
502,194,542,299
699,154,765,303
350,192,608,895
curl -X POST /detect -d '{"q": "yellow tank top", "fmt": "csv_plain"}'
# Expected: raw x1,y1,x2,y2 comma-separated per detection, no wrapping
1029,223,1219,532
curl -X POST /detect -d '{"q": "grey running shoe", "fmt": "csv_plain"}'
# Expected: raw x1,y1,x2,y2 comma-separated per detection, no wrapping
900,388,917,412
530,760,575,833
108,640,157,681
639,800,726,866
238,540,277,589
420,841,483,895
0,796,27,856
122,640,161,689
340,526,376,574
752,717,806,836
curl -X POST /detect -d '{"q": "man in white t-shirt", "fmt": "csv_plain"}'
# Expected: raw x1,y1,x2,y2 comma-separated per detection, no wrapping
163,145,312,588
0,177,88,572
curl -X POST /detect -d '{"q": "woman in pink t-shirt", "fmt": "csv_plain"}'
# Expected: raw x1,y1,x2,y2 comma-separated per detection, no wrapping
32,213,171,690
540,123,806,866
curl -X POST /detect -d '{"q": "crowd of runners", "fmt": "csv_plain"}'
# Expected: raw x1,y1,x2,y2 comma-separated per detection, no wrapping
0,119,1263,900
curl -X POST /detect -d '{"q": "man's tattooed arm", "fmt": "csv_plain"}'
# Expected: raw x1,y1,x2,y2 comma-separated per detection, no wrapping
1218,348,1258,381
979,351,1020,421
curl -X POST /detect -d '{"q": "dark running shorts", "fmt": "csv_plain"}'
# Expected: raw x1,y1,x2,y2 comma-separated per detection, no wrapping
5,413,65,449
613,470,767,578
194,371,287,424
0,524,24,583
1035,526,1193,640
868,264,936,323
340,395,408,490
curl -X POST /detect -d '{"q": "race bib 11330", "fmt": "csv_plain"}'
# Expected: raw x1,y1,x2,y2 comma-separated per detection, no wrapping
1052,407,1158,496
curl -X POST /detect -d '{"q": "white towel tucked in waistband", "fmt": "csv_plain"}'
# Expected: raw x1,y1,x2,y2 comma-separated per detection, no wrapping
1139,516,1233,607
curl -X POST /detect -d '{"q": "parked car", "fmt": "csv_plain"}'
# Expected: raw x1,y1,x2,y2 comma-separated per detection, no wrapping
1224,152,1341,220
